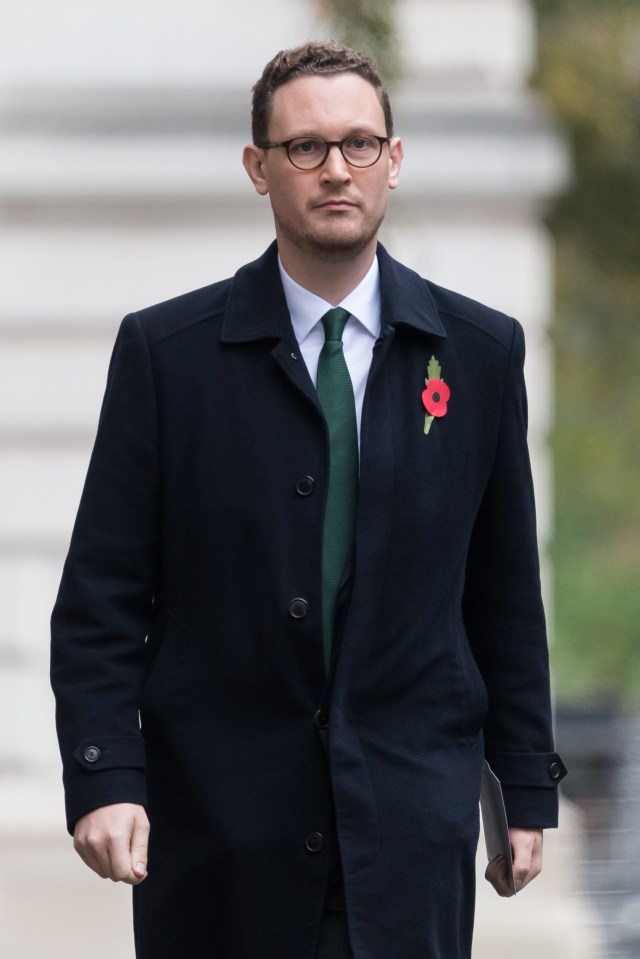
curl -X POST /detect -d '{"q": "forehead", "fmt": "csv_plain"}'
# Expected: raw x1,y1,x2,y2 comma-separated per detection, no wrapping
268,73,386,137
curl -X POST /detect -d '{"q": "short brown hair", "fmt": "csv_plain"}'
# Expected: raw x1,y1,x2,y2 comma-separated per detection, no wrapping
251,40,394,145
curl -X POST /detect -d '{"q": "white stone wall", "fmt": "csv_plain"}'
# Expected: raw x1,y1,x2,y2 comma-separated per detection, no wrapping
0,2,593,957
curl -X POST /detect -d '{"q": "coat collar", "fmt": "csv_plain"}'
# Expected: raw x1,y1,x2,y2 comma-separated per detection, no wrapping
220,243,292,343
220,241,446,343
376,243,446,339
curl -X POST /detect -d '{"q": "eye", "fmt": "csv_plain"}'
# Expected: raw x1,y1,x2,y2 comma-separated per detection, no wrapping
345,135,376,152
290,138,324,156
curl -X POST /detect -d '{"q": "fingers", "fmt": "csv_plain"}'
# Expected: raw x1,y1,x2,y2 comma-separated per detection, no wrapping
485,829,543,897
73,803,150,885
509,827,543,893
130,809,151,880
484,854,516,898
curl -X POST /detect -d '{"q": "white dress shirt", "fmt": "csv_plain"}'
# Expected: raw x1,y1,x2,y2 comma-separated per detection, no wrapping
278,256,381,446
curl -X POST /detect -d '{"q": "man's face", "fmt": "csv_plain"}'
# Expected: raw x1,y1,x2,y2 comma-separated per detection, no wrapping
243,72,403,263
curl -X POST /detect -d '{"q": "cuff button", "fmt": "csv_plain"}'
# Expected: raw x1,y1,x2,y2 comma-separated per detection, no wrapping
84,746,101,763
548,760,561,780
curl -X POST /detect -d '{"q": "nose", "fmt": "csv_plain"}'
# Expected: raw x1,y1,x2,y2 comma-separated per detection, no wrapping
320,143,351,182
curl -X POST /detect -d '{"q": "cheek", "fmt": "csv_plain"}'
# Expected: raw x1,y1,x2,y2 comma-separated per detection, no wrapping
269,177,306,215
361,171,391,207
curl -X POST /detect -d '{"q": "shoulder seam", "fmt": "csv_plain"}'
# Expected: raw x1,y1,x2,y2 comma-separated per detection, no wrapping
436,304,516,352
132,304,227,349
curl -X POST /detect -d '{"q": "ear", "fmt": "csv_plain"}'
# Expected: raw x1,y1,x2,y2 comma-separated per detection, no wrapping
242,144,269,196
387,137,404,191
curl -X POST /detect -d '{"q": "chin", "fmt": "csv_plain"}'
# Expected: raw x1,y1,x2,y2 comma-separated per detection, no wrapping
309,240,373,264
276,213,384,263
304,226,381,261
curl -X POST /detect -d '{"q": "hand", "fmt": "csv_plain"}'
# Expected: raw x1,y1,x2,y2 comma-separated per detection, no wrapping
484,828,543,897
510,827,543,892
73,803,150,884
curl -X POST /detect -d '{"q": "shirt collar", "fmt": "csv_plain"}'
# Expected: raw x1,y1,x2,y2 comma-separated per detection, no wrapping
278,255,381,345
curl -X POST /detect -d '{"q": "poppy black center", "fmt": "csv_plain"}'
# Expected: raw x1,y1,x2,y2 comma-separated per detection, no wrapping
432,392,440,403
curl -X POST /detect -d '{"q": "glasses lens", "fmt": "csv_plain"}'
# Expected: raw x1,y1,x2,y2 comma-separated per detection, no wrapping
287,137,327,169
342,135,382,167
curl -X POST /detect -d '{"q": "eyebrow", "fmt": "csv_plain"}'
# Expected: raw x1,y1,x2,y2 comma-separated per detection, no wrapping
277,126,384,140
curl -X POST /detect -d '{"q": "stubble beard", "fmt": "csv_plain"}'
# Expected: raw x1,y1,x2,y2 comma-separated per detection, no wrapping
274,204,386,265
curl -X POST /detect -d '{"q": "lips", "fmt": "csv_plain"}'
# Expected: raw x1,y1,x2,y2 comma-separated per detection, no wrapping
313,197,360,211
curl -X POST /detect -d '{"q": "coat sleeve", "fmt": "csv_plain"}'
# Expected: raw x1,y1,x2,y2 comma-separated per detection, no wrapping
462,319,567,828
50,313,160,834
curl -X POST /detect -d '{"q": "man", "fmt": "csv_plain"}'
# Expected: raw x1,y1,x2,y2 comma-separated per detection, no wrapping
51,40,566,959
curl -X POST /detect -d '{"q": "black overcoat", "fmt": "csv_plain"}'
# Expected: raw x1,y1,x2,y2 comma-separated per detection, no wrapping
51,243,565,959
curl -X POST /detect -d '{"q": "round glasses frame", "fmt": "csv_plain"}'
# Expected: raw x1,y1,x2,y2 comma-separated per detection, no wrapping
257,134,391,171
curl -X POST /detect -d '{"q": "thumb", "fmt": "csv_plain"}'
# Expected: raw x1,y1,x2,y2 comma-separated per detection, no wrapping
512,843,532,890
509,828,542,892
130,811,150,881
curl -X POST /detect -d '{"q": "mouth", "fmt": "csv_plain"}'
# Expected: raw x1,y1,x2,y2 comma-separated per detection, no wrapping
313,200,360,214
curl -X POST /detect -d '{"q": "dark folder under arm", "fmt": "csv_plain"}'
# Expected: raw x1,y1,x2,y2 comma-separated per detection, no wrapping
480,760,516,895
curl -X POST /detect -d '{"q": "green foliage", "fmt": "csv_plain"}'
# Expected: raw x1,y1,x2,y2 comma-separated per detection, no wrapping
316,0,400,81
551,547,640,703
427,355,441,380
533,0,640,703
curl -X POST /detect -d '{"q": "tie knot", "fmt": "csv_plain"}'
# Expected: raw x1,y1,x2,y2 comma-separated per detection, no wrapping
321,307,350,342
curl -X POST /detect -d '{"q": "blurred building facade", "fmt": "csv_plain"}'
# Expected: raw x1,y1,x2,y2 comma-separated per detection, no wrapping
0,1,594,956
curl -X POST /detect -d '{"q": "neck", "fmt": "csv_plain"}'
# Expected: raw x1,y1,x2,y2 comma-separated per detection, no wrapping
276,236,377,305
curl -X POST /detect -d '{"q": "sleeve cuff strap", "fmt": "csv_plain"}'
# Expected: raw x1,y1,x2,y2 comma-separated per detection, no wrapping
487,750,568,789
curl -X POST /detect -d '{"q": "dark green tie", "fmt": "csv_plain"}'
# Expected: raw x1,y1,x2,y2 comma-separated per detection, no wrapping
316,307,358,670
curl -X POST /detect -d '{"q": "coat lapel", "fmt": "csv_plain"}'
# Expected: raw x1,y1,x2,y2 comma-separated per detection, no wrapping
220,241,321,411
220,241,290,343
219,241,448,416
376,243,447,340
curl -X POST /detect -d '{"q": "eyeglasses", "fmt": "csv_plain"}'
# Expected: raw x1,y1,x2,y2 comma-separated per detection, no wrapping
257,134,391,171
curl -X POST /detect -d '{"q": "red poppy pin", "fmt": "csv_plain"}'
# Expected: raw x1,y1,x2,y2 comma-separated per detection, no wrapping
421,355,450,435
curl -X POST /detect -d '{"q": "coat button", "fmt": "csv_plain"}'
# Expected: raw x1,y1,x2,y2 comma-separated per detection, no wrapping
548,760,562,780
84,746,101,763
314,709,329,729
295,476,315,496
305,832,324,853
288,598,309,619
